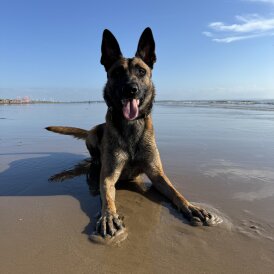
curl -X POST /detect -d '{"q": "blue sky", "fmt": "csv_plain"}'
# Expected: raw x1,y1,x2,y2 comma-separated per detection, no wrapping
0,0,273,101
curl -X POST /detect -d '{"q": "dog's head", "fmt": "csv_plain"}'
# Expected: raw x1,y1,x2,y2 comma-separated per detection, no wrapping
101,28,156,121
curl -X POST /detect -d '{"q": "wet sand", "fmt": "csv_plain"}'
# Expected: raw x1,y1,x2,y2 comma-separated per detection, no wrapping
1,103,274,273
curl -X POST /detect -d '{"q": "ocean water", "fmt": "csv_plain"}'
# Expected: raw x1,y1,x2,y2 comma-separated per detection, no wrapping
156,99,274,111
1,101,274,175
1,101,274,159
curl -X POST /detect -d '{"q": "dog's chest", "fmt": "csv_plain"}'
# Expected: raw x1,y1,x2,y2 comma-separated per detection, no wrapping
119,121,145,158
123,136,143,161
108,119,153,165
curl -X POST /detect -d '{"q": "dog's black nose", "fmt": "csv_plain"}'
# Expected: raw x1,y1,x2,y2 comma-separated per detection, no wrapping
130,85,138,94
124,83,139,96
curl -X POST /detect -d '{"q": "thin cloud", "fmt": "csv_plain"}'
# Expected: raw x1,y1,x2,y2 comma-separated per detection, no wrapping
209,15,274,33
202,31,214,37
212,32,274,43
204,14,274,43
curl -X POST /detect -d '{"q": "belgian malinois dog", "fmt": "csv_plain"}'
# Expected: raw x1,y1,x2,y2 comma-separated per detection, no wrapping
46,28,221,241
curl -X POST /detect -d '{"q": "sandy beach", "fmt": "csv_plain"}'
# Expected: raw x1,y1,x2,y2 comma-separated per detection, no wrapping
1,103,274,273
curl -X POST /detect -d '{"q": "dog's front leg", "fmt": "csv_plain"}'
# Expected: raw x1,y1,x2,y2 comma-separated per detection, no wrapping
145,161,222,226
95,160,126,238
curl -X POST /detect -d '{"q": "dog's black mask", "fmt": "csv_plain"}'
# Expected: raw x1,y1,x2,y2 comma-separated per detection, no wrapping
101,28,156,121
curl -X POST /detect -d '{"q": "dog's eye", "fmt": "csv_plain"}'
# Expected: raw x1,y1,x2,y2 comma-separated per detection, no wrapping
136,67,146,77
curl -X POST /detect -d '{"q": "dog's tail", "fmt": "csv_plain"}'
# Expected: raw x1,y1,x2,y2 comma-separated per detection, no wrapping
45,126,88,140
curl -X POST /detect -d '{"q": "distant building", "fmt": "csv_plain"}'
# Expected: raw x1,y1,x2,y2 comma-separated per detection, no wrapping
0,96,31,104
22,96,30,103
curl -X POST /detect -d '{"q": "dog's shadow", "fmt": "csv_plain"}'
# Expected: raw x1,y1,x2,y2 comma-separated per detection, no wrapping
0,152,188,236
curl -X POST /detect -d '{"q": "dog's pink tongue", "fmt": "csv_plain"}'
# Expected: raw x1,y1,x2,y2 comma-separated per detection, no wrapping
123,99,139,120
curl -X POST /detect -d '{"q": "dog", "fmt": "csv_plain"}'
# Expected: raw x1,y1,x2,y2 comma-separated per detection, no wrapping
46,27,221,240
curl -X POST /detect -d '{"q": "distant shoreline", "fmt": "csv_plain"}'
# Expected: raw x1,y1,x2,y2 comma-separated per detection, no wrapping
0,99,104,105
1,99,274,112
1,99,274,105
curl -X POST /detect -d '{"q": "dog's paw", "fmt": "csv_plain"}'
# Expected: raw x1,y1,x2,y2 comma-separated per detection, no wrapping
95,211,125,237
89,227,128,245
89,211,127,245
183,204,223,226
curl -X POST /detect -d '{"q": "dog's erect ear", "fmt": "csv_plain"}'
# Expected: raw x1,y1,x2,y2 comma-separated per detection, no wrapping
101,29,123,71
135,27,156,69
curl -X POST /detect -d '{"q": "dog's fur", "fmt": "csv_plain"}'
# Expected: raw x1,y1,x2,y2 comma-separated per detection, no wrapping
46,28,220,238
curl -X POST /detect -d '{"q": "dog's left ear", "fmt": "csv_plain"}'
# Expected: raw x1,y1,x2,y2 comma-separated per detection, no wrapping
135,27,156,69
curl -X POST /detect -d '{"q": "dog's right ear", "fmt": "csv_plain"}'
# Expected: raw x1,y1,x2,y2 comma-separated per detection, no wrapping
100,29,122,71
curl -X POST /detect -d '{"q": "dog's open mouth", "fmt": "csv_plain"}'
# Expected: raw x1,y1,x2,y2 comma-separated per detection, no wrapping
121,99,140,120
